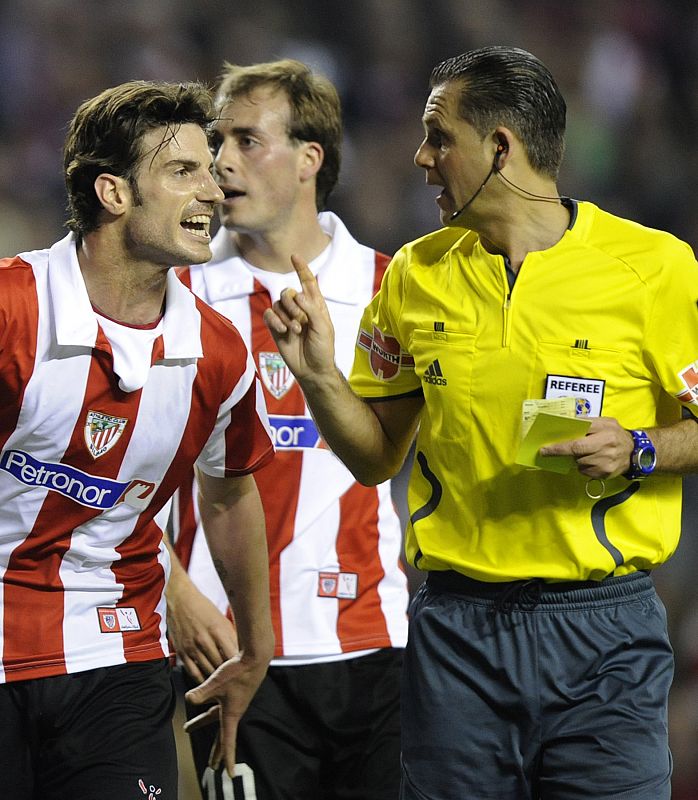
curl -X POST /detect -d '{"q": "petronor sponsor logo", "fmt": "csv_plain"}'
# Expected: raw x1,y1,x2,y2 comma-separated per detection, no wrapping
268,416,323,450
0,449,156,510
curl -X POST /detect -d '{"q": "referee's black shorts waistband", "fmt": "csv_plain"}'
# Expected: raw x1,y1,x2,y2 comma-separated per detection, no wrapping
426,569,653,608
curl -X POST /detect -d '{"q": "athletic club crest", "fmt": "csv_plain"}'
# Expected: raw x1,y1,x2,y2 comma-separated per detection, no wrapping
259,351,295,399
84,410,128,459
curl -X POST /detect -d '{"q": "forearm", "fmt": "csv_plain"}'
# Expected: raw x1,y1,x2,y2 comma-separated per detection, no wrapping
649,418,698,473
164,528,239,680
198,474,274,663
299,365,414,485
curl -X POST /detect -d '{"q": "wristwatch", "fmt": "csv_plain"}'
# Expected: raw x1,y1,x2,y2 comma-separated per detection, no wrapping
623,429,657,480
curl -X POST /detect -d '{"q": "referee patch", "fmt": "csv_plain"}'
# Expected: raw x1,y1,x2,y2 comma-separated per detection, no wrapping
545,373,605,417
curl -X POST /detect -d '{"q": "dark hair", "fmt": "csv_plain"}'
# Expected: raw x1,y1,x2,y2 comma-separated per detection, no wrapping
215,59,342,210
430,47,566,178
64,81,215,237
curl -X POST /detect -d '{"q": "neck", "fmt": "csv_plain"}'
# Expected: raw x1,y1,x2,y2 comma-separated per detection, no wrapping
78,235,168,326
478,196,571,272
234,215,330,274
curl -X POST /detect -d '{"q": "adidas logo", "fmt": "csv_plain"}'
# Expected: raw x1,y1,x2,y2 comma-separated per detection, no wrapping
423,359,447,386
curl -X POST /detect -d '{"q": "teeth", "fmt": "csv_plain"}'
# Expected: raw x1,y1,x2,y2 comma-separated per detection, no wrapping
182,215,211,239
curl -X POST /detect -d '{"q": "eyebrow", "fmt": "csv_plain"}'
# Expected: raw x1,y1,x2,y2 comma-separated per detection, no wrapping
162,157,213,171
224,125,261,137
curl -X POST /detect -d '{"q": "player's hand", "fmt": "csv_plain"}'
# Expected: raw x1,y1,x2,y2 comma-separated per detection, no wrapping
263,254,336,382
539,417,634,479
184,650,269,778
166,567,239,683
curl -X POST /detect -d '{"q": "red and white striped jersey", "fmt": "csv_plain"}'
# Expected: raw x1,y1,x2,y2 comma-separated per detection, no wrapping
0,234,274,683
173,213,409,661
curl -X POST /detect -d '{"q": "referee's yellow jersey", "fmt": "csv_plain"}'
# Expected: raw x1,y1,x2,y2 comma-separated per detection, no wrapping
349,200,698,581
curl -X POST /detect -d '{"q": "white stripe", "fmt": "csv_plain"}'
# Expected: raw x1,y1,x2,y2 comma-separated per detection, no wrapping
0,258,93,678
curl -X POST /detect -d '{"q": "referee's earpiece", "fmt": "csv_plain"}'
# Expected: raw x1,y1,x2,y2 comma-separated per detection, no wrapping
493,144,506,171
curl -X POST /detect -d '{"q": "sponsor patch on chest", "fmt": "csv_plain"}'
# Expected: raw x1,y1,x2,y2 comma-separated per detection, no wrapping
544,374,605,417
97,606,142,633
317,571,358,599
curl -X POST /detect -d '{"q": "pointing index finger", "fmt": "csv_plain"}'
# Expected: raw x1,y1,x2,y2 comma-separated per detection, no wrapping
290,254,319,294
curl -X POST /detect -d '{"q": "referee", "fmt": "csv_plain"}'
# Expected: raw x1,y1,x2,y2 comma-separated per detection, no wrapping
264,46,698,799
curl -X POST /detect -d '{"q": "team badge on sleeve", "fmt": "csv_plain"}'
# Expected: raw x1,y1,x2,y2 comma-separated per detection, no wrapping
84,410,128,459
357,325,415,380
677,361,698,406
259,351,295,399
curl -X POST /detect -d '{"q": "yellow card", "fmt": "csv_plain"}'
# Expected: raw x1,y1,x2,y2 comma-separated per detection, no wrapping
515,412,592,473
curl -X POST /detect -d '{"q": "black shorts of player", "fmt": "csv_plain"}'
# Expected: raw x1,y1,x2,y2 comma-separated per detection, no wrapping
401,571,674,800
184,647,404,800
0,658,177,800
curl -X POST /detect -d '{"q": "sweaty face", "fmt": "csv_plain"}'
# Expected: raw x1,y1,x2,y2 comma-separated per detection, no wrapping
124,123,223,266
414,82,492,227
210,88,308,234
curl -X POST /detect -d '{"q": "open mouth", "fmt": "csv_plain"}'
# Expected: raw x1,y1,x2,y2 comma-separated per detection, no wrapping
180,215,211,239
222,189,245,200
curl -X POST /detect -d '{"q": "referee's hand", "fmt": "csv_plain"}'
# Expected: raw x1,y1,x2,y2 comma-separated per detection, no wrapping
539,417,634,479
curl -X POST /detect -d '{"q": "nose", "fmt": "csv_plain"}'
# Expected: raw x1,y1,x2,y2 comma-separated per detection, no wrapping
200,170,225,203
414,138,433,170
213,137,238,177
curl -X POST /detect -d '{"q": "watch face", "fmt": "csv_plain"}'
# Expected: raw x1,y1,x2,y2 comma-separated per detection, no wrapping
638,446,656,471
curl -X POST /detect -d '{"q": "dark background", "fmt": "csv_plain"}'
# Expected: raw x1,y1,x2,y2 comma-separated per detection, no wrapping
2,1,697,796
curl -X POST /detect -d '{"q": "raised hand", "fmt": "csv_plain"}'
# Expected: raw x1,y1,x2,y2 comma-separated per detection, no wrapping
263,254,337,382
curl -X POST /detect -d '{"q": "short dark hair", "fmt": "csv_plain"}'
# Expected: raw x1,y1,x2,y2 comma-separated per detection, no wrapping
64,81,215,238
430,47,566,178
215,59,342,210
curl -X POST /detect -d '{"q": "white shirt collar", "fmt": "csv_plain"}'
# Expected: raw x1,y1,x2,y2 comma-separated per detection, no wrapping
199,211,363,306
46,232,202,358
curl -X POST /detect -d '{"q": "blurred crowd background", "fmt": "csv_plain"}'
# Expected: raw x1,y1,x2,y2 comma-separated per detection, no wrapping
2,0,698,796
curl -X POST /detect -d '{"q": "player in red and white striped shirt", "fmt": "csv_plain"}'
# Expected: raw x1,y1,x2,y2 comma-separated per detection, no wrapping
168,60,409,800
0,81,274,799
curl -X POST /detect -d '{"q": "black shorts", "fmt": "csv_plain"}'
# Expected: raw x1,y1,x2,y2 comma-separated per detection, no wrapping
184,648,403,800
401,571,674,800
0,659,177,800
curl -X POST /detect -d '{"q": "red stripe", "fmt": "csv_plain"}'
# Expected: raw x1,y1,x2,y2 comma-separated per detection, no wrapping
336,483,391,651
175,266,192,290
0,258,39,453
2,349,145,678
372,251,391,297
249,282,303,656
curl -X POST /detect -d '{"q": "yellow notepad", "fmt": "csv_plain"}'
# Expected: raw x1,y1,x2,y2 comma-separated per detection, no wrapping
515,411,592,474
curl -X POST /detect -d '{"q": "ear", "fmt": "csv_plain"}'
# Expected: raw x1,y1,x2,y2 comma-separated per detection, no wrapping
490,126,516,167
93,173,132,218
298,141,324,182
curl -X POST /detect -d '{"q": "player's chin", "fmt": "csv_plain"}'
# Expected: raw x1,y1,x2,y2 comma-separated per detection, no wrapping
178,236,213,265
